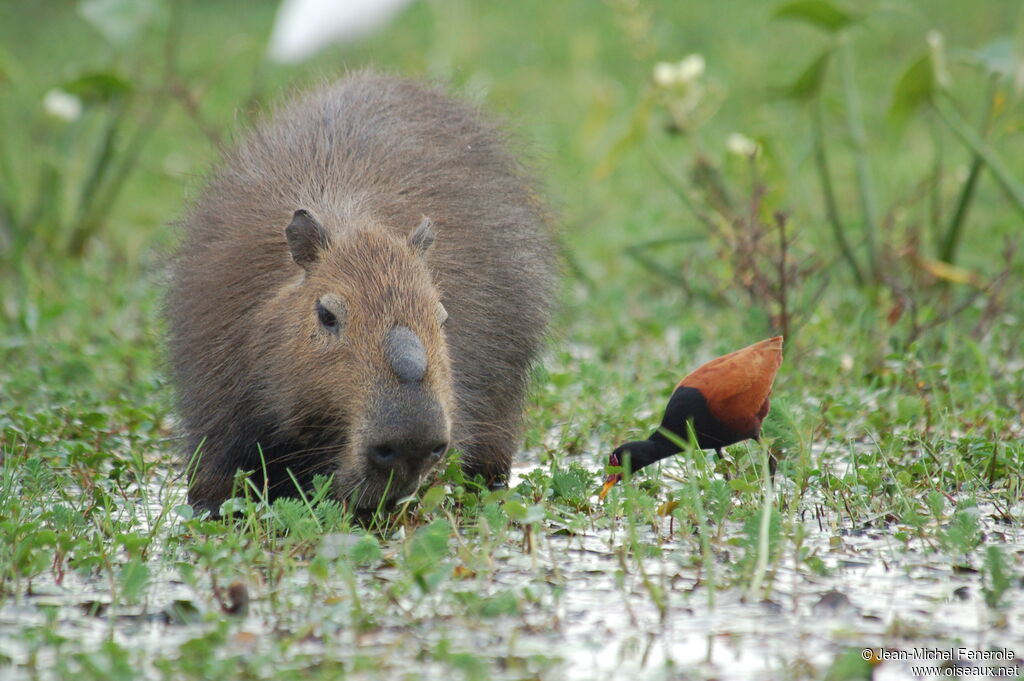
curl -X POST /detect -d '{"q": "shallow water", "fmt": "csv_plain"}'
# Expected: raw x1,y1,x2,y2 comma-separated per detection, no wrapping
1,459,1022,681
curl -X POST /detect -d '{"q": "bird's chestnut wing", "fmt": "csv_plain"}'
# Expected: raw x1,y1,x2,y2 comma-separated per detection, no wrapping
677,337,782,435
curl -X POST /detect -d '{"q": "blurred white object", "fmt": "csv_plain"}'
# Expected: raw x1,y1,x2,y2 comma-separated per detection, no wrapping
726,132,759,158
675,54,705,83
651,54,705,88
43,89,83,123
268,0,416,64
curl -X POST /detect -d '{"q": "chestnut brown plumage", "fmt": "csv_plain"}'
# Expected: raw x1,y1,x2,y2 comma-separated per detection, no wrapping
600,336,783,498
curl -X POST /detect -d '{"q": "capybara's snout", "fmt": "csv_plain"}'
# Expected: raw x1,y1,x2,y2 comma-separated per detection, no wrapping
360,384,451,494
363,437,449,471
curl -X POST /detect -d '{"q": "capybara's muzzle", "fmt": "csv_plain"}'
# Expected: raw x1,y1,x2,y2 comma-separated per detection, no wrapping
362,385,450,484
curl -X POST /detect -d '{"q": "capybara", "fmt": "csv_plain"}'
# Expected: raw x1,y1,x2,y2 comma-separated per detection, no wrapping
167,72,556,513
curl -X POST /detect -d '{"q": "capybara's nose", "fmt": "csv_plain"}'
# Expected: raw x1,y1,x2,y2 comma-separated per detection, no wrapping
367,439,448,468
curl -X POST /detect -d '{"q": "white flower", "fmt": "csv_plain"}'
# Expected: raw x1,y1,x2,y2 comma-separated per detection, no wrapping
652,54,705,88
653,62,677,87
726,132,759,158
43,89,82,122
676,54,705,83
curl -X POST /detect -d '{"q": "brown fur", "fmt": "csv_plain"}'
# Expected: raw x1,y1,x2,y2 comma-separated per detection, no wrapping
166,71,556,513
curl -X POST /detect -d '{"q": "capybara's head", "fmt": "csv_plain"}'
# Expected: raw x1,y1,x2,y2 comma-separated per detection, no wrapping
255,209,455,509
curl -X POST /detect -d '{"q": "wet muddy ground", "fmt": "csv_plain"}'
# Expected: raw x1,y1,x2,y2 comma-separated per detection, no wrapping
2,455,1021,681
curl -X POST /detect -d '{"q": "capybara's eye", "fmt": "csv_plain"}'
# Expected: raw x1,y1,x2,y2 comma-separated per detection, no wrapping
316,301,339,333
436,302,449,327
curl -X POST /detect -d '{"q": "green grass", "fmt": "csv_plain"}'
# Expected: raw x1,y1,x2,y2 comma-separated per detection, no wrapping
2,1,1024,679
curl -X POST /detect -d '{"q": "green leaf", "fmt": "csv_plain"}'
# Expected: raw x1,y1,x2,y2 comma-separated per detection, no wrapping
550,464,593,501
502,498,527,521
119,557,150,603
775,50,832,100
890,53,935,123
941,508,982,554
503,499,545,524
823,648,874,680
406,518,451,569
61,72,133,105
309,553,329,581
480,591,520,617
419,485,447,513
982,545,1013,609
404,518,452,593
218,497,246,517
350,535,382,565
773,0,859,33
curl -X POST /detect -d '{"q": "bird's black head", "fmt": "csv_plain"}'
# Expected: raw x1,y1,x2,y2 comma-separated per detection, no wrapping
609,440,666,474
599,440,667,499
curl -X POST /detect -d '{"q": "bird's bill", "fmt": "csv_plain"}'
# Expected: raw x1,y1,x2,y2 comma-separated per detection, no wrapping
598,474,621,500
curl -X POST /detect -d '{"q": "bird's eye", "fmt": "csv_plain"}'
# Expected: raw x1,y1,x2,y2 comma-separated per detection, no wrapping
436,302,449,327
315,299,342,334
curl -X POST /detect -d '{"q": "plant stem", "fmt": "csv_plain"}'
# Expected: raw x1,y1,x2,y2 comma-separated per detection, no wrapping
746,442,774,601
66,99,166,257
811,98,863,285
929,116,943,245
775,212,790,339
71,105,125,243
939,77,998,264
839,40,880,283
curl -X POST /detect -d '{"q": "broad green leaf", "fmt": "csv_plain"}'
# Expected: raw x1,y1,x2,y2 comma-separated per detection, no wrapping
521,504,546,524
406,518,451,567
502,498,527,521
775,50,832,100
419,485,447,513
773,0,859,33
61,72,133,104
890,53,935,123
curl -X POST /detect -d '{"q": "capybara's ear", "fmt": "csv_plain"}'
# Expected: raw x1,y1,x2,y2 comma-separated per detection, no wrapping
408,216,435,257
286,209,329,270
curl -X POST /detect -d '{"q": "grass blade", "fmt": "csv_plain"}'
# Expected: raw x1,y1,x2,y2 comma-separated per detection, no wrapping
933,93,1024,222
811,98,863,284
839,41,880,283
939,77,998,264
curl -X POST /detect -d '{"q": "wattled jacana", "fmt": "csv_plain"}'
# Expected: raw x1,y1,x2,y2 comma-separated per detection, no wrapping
599,336,783,498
